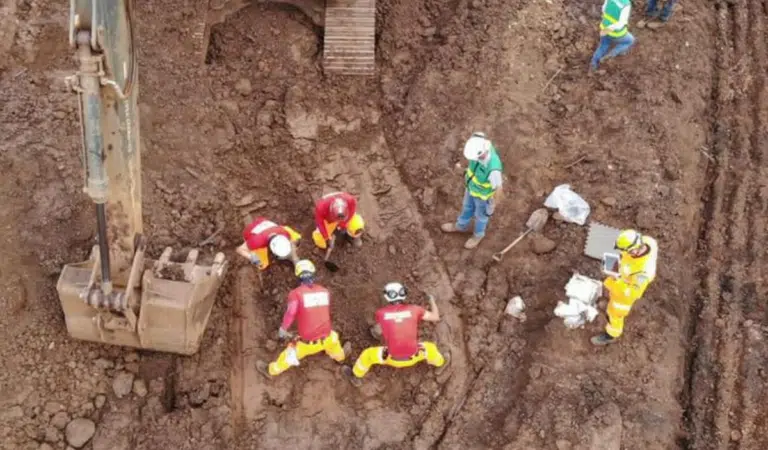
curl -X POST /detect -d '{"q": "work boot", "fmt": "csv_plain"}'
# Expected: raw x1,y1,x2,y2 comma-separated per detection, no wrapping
255,360,272,379
441,223,468,233
464,235,484,249
590,332,617,346
340,366,362,387
434,351,452,377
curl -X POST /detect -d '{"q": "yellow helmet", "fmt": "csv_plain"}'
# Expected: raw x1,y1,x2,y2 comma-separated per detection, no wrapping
294,259,316,278
615,229,643,251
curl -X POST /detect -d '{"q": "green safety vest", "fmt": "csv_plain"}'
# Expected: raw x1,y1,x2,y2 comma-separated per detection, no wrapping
600,0,630,38
465,145,503,200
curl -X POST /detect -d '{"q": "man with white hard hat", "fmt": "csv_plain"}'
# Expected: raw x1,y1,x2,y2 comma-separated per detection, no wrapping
441,132,504,249
236,216,301,270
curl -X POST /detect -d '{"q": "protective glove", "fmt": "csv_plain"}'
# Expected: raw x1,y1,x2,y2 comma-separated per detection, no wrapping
278,327,292,340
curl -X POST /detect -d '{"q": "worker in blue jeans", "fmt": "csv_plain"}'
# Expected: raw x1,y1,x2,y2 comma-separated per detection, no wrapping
644,0,678,27
590,0,635,71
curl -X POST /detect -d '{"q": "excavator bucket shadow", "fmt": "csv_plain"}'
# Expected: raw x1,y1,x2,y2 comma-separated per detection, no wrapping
56,239,228,355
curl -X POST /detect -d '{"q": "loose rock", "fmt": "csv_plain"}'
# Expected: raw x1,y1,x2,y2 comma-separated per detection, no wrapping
532,236,557,254
601,196,617,206
65,418,96,448
51,411,70,429
132,379,148,398
234,78,252,96
112,371,135,398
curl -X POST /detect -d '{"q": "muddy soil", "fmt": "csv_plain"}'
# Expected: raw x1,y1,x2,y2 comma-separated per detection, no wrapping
1,0,766,450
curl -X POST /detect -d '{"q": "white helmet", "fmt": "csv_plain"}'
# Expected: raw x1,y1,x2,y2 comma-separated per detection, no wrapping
383,282,407,303
463,132,489,161
268,234,291,259
294,259,316,278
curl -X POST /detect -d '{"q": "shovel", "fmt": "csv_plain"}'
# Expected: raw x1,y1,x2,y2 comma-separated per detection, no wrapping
492,208,550,262
324,236,339,272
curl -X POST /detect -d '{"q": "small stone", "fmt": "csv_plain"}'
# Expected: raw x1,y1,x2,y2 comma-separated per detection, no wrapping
44,402,65,414
555,439,572,450
601,196,617,206
731,430,741,441
388,245,397,255
93,395,106,409
93,358,114,370
189,383,211,407
532,236,557,254
44,425,61,443
234,78,252,96
65,418,95,448
744,319,753,327
51,411,70,429
235,194,256,207
715,318,725,328
132,379,148,398
112,371,135,398
220,100,239,114
528,364,542,379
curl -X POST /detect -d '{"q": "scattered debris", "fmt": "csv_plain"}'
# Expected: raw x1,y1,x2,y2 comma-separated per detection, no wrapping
543,184,590,225
505,296,526,320
531,235,557,254
65,418,96,448
554,274,602,328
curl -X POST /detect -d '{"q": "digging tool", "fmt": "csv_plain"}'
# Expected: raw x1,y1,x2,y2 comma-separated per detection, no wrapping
492,208,550,262
324,236,340,272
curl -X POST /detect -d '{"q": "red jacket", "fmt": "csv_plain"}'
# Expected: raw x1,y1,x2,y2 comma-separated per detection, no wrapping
375,303,426,359
314,192,357,240
280,284,333,341
242,217,291,251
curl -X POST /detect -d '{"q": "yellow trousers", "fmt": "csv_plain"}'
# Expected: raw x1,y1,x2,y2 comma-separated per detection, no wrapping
351,342,444,378
604,278,648,338
268,330,346,376
250,226,301,270
312,214,365,249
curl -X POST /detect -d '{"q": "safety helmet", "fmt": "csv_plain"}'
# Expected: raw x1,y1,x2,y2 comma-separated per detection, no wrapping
294,259,316,280
383,282,407,303
330,197,348,219
463,132,490,161
615,229,643,252
268,234,292,259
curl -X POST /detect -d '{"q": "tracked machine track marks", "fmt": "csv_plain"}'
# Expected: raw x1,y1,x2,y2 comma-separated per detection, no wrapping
686,0,768,448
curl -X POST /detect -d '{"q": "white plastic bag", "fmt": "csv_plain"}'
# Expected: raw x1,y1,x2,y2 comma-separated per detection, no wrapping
554,274,602,329
544,184,591,225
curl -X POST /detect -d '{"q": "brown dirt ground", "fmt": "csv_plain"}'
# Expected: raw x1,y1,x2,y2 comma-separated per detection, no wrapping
1,0,767,449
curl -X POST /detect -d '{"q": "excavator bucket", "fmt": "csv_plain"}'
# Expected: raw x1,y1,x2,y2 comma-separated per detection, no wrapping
56,239,228,355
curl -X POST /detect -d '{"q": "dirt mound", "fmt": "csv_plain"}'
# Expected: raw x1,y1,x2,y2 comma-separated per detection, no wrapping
1,0,767,449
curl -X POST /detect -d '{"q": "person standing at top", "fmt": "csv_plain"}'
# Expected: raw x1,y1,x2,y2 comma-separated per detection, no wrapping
590,0,635,72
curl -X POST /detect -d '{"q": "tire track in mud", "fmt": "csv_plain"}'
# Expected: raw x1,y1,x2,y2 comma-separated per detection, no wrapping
684,0,768,448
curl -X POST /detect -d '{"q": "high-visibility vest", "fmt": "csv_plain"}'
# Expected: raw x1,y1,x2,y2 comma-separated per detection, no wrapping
600,0,630,38
464,145,503,200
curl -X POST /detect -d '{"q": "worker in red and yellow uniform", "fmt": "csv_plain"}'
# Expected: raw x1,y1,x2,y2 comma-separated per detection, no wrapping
592,229,658,345
312,191,365,250
342,282,450,386
235,216,301,270
256,260,351,378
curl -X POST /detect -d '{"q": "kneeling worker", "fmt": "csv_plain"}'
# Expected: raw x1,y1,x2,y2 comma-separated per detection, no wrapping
312,191,365,250
256,260,351,377
592,229,658,345
343,282,450,386
236,216,301,270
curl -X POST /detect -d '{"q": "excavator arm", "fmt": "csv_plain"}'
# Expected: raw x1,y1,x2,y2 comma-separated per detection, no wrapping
56,0,228,355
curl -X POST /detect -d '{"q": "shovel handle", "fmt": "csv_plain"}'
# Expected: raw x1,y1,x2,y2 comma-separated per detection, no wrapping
492,228,533,262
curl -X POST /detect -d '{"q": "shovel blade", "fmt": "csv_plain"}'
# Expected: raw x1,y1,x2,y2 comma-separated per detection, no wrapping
525,208,550,232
